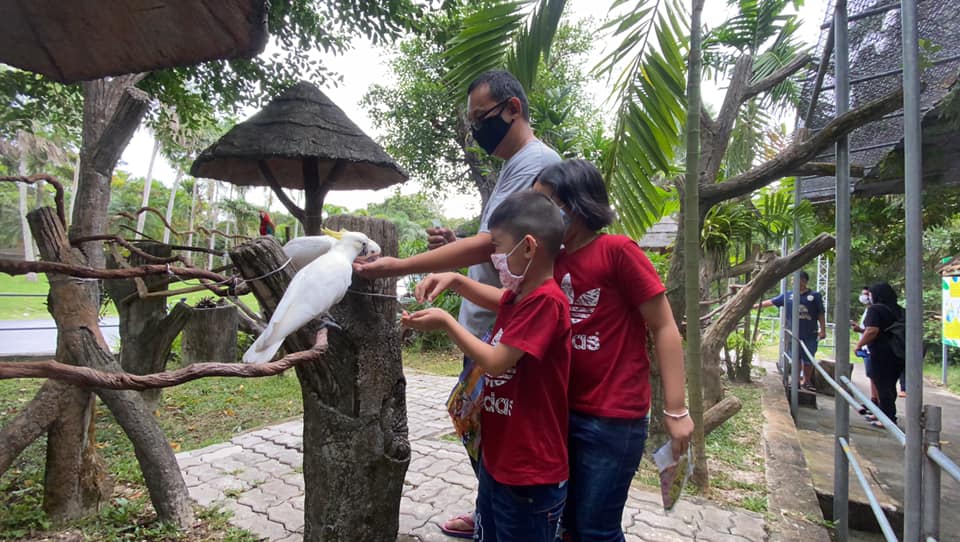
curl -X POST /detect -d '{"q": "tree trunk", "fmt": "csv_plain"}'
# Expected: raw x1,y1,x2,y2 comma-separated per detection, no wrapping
230,216,410,542
30,206,194,527
0,380,75,477
181,304,238,364
17,178,38,282
136,139,160,238
104,242,191,411
186,176,199,263
163,169,183,245
206,180,216,270
684,0,709,488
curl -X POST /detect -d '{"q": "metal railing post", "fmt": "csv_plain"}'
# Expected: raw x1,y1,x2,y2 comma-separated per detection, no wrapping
942,343,948,386
833,2,851,537
922,405,941,541
791,181,802,420
901,0,924,539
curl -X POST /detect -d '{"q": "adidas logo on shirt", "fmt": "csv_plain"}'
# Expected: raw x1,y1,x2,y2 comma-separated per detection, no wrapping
561,274,602,351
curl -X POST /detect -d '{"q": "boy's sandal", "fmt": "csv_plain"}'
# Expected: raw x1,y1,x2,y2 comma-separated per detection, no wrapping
870,421,884,428
440,513,475,539
864,414,879,422
857,405,869,415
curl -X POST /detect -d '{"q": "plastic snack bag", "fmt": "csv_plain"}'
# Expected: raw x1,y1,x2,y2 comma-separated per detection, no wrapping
653,440,693,511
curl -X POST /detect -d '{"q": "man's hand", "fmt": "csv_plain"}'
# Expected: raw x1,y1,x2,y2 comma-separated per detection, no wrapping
819,329,827,340
354,256,401,279
664,415,695,461
426,227,457,250
400,308,453,331
415,272,460,303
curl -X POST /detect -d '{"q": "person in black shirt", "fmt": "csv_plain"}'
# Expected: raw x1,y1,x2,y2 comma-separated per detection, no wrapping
854,282,905,427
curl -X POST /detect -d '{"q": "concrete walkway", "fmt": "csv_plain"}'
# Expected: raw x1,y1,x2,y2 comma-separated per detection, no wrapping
795,360,960,540
176,372,768,541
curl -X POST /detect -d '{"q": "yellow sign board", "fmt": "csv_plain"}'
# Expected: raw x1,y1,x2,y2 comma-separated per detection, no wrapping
944,275,960,347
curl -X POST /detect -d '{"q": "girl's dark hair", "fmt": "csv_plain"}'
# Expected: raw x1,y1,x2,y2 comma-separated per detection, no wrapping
534,159,616,231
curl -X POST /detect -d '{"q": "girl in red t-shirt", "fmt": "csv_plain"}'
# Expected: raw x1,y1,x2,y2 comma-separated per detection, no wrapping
533,159,694,542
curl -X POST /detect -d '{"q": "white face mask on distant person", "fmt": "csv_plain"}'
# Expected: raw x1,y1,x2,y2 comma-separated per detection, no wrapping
859,293,870,305
490,238,533,293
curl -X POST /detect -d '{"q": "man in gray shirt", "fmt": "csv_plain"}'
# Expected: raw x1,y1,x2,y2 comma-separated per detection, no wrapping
357,70,560,339
356,69,560,539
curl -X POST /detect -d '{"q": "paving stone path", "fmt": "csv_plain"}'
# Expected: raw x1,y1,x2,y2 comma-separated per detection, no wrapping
176,372,768,541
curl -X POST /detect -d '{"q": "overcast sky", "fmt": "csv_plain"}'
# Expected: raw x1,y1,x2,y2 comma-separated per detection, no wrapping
118,0,829,219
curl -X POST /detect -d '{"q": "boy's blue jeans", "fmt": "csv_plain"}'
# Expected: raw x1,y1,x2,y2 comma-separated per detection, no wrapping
475,460,566,542
562,411,649,542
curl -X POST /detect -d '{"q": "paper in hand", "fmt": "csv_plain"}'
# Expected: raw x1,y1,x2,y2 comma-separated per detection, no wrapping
653,440,693,511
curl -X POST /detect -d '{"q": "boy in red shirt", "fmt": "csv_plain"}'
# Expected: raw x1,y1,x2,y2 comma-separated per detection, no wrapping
401,191,571,542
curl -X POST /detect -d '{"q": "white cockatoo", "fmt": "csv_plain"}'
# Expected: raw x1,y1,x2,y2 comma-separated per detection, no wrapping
242,229,381,364
283,235,336,270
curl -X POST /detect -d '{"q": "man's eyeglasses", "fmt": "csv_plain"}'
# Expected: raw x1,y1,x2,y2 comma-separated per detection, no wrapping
468,98,512,132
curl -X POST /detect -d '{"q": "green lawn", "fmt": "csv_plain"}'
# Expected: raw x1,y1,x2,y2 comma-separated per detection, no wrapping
0,273,259,321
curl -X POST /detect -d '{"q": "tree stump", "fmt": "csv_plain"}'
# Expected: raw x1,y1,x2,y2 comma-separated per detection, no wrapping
181,303,238,364
229,215,409,542
813,358,853,397
105,242,191,410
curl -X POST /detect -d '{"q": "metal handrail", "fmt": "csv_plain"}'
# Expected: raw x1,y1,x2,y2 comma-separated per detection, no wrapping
927,447,960,484
839,437,899,542
840,375,907,446
0,293,47,297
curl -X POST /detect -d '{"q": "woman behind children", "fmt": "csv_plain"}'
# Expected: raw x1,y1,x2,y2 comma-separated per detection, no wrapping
533,159,693,542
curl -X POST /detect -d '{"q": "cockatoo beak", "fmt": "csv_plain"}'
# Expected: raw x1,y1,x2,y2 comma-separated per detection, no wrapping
354,239,382,263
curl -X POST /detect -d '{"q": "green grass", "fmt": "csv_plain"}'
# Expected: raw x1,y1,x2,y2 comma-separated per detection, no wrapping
923,360,960,394
0,365,301,540
402,347,463,377
0,273,259,321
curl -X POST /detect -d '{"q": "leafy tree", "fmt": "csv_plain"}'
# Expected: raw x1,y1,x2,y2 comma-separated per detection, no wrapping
363,0,604,209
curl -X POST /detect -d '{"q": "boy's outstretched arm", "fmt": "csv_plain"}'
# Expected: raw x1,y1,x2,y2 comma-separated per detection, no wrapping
401,309,524,376
415,272,502,312
354,233,494,279
639,293,694,459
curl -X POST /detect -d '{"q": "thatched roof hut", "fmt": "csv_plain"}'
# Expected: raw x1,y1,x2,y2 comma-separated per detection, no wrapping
0,0,268,83
191,81,408,235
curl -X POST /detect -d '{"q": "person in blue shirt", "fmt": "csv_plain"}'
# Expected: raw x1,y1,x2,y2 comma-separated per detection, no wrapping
757,271,826,390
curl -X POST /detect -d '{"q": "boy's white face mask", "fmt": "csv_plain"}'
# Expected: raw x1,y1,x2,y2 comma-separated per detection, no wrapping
490,238,533,293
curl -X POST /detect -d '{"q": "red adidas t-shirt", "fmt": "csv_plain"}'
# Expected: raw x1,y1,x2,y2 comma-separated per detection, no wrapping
554,234,665,418
481,279,572,486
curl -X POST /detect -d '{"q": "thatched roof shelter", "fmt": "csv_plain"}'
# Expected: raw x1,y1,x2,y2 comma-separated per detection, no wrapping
191,81,408,235
0,0,268,83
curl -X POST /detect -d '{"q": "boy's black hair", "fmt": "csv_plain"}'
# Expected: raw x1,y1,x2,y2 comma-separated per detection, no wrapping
488,191,564,257
534,159,616,231
799,270,810,282
467,70,530,120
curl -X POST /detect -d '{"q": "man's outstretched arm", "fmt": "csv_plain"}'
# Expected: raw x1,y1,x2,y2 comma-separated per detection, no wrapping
354,232,494,279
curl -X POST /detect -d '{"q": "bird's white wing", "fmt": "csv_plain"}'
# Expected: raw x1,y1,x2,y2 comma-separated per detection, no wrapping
283,235,336,270
242,250,352,364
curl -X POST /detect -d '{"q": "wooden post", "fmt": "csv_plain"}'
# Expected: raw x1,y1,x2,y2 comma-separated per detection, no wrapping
230,216,410,542
105,242,191,410
181,303,238,364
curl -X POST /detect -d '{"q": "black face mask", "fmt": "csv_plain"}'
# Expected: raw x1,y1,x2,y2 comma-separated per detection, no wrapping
471,99,515,155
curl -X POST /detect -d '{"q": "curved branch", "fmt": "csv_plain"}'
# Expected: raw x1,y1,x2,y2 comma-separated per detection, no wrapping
742,53,813,103
0,174,66,227
701,88,904,206
112,210,252,242
70,235,186,264
259,161,305,221
0,332,327,390
0,258,230,283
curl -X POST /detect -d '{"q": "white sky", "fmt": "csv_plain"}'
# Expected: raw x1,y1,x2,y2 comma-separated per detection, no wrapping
118,0,829,219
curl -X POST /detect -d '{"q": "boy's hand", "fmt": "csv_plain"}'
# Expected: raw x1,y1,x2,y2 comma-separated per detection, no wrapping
400,308,452,331
415,272,459,303
354,256,401,279
426,227,457,250
664,415,694,461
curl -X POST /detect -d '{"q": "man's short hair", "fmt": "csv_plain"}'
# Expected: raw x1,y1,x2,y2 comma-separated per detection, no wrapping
799,270,810,281
488,191,564,256
467,70,530,120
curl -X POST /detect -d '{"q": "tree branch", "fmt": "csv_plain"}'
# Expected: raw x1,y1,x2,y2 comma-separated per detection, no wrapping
701,88,904,206
0,331,327,390
0,174,67,227
90,86,151,174
72,235,186,264
259,161,304,221
742,53,813,103
787,161,866,178
702,233,836,350
0,258,230,283
702,55,754,184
